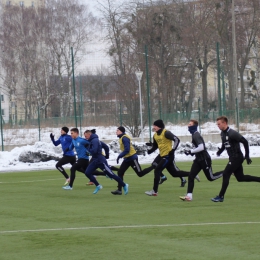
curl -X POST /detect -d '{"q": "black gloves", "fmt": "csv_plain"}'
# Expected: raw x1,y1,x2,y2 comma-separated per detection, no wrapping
184,149,194,156
216,147,221,156
105,154,109,159
50,133,54,140
245,157,252,165
146,142,153,147
116,156,121,164
64,147,69,152
147,149,153,155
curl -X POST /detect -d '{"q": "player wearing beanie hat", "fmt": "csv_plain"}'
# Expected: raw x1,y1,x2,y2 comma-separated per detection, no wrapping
144,120,190,196
117,126,125,133
111,126,155,195
61,126,69,134
149,119,187,188
153,119,165,129
50,126,76,186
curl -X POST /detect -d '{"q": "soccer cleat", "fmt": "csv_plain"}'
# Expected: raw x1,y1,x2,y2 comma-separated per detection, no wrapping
64,178,70,186
195,175,200,182
111,190,122,195
211,195,224,202
159,176,167,185
180,179,187,187
62,186,72,190
123,183,129,195
179,195,192,201
145,190,158,196
93,185,103,194
86,182,94,185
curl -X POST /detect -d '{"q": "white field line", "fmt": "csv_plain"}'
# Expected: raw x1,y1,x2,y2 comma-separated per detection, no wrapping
1,222,260,235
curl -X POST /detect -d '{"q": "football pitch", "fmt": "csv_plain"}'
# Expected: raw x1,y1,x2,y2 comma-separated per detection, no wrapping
1,158,260,260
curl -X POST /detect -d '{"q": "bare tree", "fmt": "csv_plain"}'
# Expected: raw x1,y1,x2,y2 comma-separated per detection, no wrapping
45,0,97,117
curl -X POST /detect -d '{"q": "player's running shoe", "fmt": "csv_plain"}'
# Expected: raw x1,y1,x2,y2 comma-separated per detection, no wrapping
179,195,192,201
195,175,200,182
111,190,122,195
93,185,103,194
62,186,72,190
64,178,70,186
211,195,224,202
145,190,158,196
159,176,167,184
180,179,187,187
123,184,129,195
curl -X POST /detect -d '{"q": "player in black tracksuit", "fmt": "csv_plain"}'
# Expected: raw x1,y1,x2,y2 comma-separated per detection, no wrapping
211,116,260,202
180,119,223,201
145,119,191,196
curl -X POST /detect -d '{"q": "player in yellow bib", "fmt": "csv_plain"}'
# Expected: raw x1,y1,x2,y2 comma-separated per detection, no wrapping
111,126,154,195
145,119,190,196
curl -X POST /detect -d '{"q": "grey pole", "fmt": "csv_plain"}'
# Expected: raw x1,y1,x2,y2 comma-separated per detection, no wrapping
135,71,144,142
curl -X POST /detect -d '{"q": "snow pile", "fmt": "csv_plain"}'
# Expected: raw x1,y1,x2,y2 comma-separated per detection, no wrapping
244,134,260,146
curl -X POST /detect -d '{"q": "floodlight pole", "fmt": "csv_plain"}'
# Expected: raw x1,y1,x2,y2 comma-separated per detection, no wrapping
0,93,4,151
71,47,77,128
232,0,239,131
135,71,144,142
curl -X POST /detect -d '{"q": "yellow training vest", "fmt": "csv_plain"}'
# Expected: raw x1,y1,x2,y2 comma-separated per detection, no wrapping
119,134,136,158
154,129,172,157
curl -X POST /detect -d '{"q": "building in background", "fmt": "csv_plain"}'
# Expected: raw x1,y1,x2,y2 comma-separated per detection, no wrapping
2,0,45,8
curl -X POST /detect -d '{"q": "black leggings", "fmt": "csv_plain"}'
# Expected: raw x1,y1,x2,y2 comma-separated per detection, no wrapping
116,158,154,191
218,157,260,197
151,155,190,193
69,159,89,187
56,156,76,179
187,158,222,194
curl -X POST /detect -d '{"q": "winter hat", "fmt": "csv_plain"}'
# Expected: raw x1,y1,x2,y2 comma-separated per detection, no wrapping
90,129,96,134
153,119,165,129
61,126,69,134
117,126,125,133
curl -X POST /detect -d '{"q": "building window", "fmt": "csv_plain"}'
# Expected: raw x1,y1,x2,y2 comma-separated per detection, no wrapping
225,83,229,89
20,1,24,7
1,95,4,102
32,1,34,7
1,109,4,116
197,84,202,89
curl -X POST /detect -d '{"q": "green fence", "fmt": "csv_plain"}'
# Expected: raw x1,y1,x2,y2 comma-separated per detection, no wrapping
2,108,260,130
1,108,260,151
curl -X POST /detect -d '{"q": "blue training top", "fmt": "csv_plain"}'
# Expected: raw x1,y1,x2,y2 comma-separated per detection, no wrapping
69,136,90,160
88,133,105,161
51,134,75,156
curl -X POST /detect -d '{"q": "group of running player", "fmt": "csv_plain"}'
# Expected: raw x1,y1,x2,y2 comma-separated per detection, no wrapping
50,116,260,202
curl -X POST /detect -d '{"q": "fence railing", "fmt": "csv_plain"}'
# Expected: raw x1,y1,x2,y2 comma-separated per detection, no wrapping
1,108,260,151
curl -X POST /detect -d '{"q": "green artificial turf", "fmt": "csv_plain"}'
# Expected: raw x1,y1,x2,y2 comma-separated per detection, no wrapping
1,158,260,260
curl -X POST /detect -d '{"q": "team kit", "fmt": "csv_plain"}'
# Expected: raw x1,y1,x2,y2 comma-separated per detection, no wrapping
50,116,260,202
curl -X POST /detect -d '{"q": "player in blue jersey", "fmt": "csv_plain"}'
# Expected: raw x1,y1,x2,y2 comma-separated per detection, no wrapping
83,129,119,185
50,126,76,186
84,130,129,194
62,128,90,190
